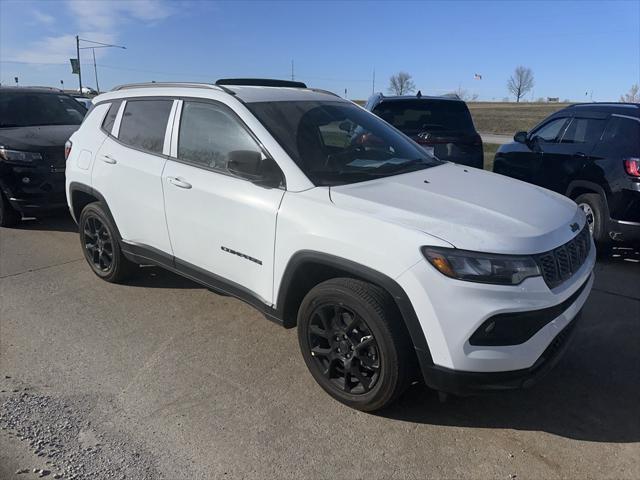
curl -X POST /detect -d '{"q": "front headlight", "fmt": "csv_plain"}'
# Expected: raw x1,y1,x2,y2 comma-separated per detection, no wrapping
421,247,541,285
0,147,43,164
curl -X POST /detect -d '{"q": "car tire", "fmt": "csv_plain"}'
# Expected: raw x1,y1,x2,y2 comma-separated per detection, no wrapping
297,278,414,412
0,191,20,228
575,193,610,257
79,202,137,282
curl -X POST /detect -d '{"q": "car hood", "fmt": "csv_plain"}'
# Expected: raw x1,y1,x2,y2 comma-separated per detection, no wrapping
329,163,584,254
0,125,79,151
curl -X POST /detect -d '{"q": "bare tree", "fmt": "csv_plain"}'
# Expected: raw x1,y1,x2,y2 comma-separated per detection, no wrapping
388,72,416,95
507,66,534,103
620,84,640,103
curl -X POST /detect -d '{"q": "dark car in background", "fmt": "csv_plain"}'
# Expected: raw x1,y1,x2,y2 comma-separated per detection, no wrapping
365,92,483,168
0,87,87,227
493,103,640,252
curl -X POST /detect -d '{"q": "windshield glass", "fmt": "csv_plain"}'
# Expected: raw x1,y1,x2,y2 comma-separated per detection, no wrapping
372,99,475,135
247,100,442,186
0,92,87,128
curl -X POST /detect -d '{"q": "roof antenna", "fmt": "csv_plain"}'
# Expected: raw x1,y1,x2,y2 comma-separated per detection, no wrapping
416,90,422,98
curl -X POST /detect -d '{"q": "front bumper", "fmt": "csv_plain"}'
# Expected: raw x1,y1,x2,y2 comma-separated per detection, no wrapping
397,241,595,392
0,164,66,215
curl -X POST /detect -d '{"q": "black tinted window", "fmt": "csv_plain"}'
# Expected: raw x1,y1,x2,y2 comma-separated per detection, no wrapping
101,100,122,134
119,100,172,154
600,116,640,155
531,117,568,143
372,100,475,133
561,117,606,144
0,92,86,127
178,101,260,173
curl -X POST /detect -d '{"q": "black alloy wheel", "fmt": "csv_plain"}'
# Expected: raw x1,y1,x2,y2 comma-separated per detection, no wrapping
83,214,114,273
307,303,381,394
298,278,414,411
79,202,136,282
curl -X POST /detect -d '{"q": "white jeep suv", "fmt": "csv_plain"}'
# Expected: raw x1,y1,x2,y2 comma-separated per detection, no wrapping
65,79,595,411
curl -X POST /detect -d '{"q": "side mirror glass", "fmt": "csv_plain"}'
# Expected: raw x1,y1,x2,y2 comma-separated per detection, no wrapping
514,131,528,143
227,150,283,188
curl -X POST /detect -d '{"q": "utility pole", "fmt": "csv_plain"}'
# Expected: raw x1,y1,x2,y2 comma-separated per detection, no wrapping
78,37,126,94
372,68,375,94
76,35,82,93
92,48,99,92
291,60,294,81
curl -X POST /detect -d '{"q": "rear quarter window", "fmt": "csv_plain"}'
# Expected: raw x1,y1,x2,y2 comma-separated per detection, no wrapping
118,99,173,154
599,116,640,155
101,100,122,134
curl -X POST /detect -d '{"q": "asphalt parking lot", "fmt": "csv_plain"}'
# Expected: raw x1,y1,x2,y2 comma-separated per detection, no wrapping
1,215,639,479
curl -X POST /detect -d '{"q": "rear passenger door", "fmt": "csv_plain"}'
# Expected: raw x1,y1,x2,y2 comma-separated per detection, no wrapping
92,98,176,255
540,114,607,193
162,99,285,304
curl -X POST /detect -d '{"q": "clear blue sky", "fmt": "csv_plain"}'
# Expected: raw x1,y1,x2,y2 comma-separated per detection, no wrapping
1,0,638,101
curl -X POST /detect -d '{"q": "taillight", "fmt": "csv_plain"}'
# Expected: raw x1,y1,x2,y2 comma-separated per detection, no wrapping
624,158,640,177
64,140,72,160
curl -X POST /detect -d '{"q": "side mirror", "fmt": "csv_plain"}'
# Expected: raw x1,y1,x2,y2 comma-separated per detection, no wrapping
514,131,528,144
227,150,283,188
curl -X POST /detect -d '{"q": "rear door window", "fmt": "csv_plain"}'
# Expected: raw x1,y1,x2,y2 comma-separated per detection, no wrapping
599,116,640,156
560,117,606,144
118,99,173,154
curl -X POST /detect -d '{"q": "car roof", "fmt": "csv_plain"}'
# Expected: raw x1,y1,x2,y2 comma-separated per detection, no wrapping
0,86,66,94
563,103,640,116
106,81,345,105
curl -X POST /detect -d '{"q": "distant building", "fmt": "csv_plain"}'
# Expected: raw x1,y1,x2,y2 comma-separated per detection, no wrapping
547,97,560,102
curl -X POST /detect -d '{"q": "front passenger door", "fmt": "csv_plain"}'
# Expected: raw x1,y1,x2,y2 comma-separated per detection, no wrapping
162,100,285,305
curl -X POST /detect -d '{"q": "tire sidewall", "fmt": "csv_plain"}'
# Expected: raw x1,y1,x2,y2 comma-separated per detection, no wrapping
297,283,400,410
576,194,608,246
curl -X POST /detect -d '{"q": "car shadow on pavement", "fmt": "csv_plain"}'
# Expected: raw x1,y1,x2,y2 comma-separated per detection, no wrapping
18,214,78,233
381,252,640,444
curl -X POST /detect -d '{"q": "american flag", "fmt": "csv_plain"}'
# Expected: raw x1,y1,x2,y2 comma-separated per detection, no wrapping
474,73,482,80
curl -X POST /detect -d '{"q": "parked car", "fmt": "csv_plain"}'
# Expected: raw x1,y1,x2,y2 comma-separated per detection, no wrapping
364,92,483,168
493,103,640,252
72,95,93,110
0,86,87,226
66,80,594,411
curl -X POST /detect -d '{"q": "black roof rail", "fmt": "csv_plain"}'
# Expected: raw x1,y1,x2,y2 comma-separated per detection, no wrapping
215,78,307,88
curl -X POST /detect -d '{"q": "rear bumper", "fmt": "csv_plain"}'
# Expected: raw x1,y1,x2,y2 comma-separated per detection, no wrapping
418,312,580,395
608,218,640,244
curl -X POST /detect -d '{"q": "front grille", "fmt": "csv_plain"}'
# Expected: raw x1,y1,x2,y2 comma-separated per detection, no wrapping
534,226,591,289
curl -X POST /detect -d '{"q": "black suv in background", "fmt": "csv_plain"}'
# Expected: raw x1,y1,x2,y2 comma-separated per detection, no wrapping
494,103,640,251
365,92,483,168
0,87,87,226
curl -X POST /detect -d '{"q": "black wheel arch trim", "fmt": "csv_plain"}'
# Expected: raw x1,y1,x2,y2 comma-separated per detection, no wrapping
275,250,435,379
68,182,123,240
566,180,610,205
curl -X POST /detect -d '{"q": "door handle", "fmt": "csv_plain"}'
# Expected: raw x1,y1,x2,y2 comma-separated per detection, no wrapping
100,154,117,164
167,176,192,189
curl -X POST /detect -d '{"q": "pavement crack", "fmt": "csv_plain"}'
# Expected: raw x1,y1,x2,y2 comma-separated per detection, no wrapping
0,258,83,279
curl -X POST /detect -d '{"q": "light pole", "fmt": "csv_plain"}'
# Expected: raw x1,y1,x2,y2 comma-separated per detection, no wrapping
77,37,126,93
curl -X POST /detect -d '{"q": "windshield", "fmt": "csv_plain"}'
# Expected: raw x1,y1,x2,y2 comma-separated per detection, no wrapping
372,99,475,135
247,100,442,186
0,92,87,128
